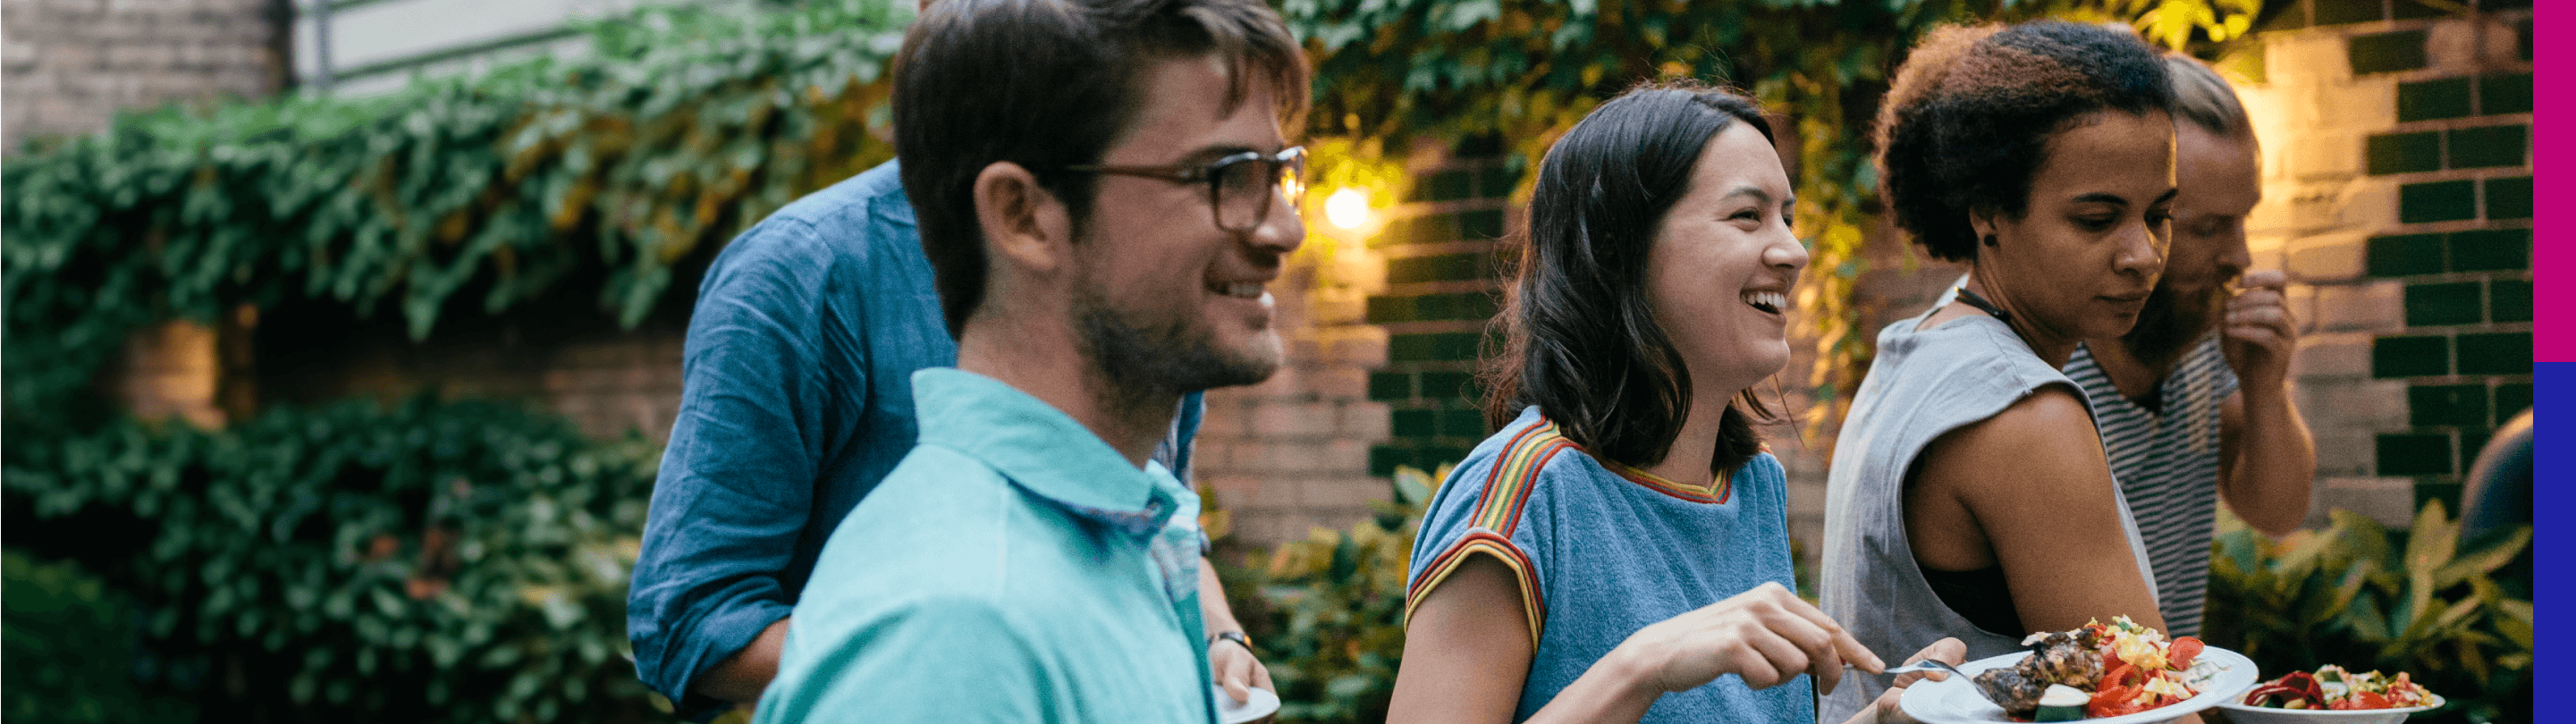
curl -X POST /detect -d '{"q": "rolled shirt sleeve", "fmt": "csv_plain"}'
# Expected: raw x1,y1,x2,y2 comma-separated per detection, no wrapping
629,217,847,720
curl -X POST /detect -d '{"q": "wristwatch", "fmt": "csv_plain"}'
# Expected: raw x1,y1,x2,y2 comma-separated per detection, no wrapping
1210,630,1254,653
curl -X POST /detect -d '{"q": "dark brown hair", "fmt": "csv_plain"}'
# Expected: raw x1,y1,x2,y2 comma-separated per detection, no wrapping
892,0,1310,337
1876,21,2174,263
1481,80,1781,476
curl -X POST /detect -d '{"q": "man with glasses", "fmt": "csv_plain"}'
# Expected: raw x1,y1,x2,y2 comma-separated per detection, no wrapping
625,1,1282,718
749,0,1308,718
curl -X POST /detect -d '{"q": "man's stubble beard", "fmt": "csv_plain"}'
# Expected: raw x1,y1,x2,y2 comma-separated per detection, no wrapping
2120,277,2225,369
1070,265,1281,406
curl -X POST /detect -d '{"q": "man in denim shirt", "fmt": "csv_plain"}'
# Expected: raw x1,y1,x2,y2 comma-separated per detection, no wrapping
751,0,1308,719
626,65,1263,724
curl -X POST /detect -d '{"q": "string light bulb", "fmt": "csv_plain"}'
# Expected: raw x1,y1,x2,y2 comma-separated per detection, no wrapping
1324,188,1371,230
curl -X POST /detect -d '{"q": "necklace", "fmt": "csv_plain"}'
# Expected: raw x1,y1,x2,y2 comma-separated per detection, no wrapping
1952,286,2012,324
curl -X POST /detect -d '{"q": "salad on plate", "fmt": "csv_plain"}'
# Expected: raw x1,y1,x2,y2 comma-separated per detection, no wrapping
2238,665,2436,711
1969,617,2209,721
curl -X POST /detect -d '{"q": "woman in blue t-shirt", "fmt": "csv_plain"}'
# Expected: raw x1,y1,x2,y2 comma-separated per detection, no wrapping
1386,82,1960,724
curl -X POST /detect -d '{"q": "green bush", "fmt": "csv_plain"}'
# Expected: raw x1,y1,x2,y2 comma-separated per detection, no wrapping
1232,464,1444,724
2,398,661,723
3,550,201,722
2204,502,2530,724
0,0,912,424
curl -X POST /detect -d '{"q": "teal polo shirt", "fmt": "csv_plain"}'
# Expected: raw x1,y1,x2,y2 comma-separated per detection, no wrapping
753,368,1218,723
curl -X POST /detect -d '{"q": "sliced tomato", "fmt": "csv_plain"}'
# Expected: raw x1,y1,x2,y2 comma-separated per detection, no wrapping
2087,695,2147,718
2166,636,2203,669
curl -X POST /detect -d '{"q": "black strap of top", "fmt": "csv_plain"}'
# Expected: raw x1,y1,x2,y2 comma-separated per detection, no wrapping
1953,286,2012,324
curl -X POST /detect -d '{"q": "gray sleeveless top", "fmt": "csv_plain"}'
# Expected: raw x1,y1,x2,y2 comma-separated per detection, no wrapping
1816,308,2158,723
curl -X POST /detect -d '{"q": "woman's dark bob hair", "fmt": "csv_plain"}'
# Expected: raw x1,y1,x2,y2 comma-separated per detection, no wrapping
1876,21,2174,263
1481,80,1781,477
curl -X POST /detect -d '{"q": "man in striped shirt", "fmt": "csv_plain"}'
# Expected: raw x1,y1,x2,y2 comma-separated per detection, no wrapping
2058,55,2317,636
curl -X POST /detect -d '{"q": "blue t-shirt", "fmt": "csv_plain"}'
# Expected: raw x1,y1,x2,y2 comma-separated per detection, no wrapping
753,368,1217,724
626,161,1203,719
1405,407,1813,724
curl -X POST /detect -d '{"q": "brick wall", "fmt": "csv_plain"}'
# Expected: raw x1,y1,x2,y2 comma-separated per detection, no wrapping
1195,252,1394,546
2,0,286,153
1361,143,1517,483
2238,0,2532,526
251,309,690,442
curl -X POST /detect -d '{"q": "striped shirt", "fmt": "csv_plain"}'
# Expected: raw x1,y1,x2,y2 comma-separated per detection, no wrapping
1406,408,1811,724
2063,333,2235,637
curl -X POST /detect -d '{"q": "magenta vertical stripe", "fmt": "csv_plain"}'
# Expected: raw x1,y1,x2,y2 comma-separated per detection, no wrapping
2538,5,2569,360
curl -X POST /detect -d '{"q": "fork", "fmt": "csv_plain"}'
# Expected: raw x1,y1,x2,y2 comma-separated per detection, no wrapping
1882,659,1971,680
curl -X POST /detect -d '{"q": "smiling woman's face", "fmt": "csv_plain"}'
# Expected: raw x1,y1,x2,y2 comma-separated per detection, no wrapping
1645,121,1809,394
1973,109,2179,345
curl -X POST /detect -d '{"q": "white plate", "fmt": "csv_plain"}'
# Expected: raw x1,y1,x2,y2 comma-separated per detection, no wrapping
2213,692,2445,724
1900,646,2258,724
1214,685,1280,724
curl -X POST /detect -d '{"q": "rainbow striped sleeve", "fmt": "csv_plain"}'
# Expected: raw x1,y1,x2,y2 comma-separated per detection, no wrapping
1402,419,1574,644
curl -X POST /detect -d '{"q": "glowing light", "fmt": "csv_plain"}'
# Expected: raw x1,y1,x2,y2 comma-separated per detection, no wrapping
1324,188,1372,230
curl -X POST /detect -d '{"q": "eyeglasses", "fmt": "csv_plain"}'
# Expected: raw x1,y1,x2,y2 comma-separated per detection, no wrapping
1062,146,1306,232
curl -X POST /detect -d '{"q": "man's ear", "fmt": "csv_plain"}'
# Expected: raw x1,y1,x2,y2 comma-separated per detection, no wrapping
973,162,1073,276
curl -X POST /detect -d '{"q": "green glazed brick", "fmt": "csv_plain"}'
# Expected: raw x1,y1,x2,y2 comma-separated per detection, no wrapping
1440,408,1488,439
2376,433,2454,476
1370,444,1413,476
1404,213,1460,243
2488,279,2531,323
1392,408,1438,439
2413,482,2464,514
2349,30,2429,74
2495,383,2533,423
2446,125,2528,169
2315,0,2386,25
2366,131,2442,175
2448,229,2530,272
1413,170,1475,202
1475,167,1521,198
2366,233,2446,276
2479,73,2532,115
2396,78,2473,122
1422,445,1474,469
2398,180,2476,223
2372,335,2450,378
1387,252,1491,284
1455,135,1506,159
2455,333,2531,375
1418,371,1478,401
2484,176,2531,220
2409,384,2489,427
2405,282,2482,326
2461,428,2493,465
1416,291,1499,322
1364,296,1415,324
1389,333,1483,362
1461,208,1507,240
1369,372,1415,401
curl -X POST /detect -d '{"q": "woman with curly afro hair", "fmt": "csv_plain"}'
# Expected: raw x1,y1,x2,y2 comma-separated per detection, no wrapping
1817,21,2187,722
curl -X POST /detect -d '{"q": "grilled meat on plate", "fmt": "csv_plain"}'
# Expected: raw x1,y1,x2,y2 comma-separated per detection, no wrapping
1972,629,2101,718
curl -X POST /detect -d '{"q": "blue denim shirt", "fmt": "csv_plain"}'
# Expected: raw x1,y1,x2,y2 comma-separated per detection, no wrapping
626,161,1203,720
753,368,1217,724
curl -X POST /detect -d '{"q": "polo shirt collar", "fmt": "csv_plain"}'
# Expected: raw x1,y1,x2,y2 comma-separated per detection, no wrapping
911,368,1180,538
